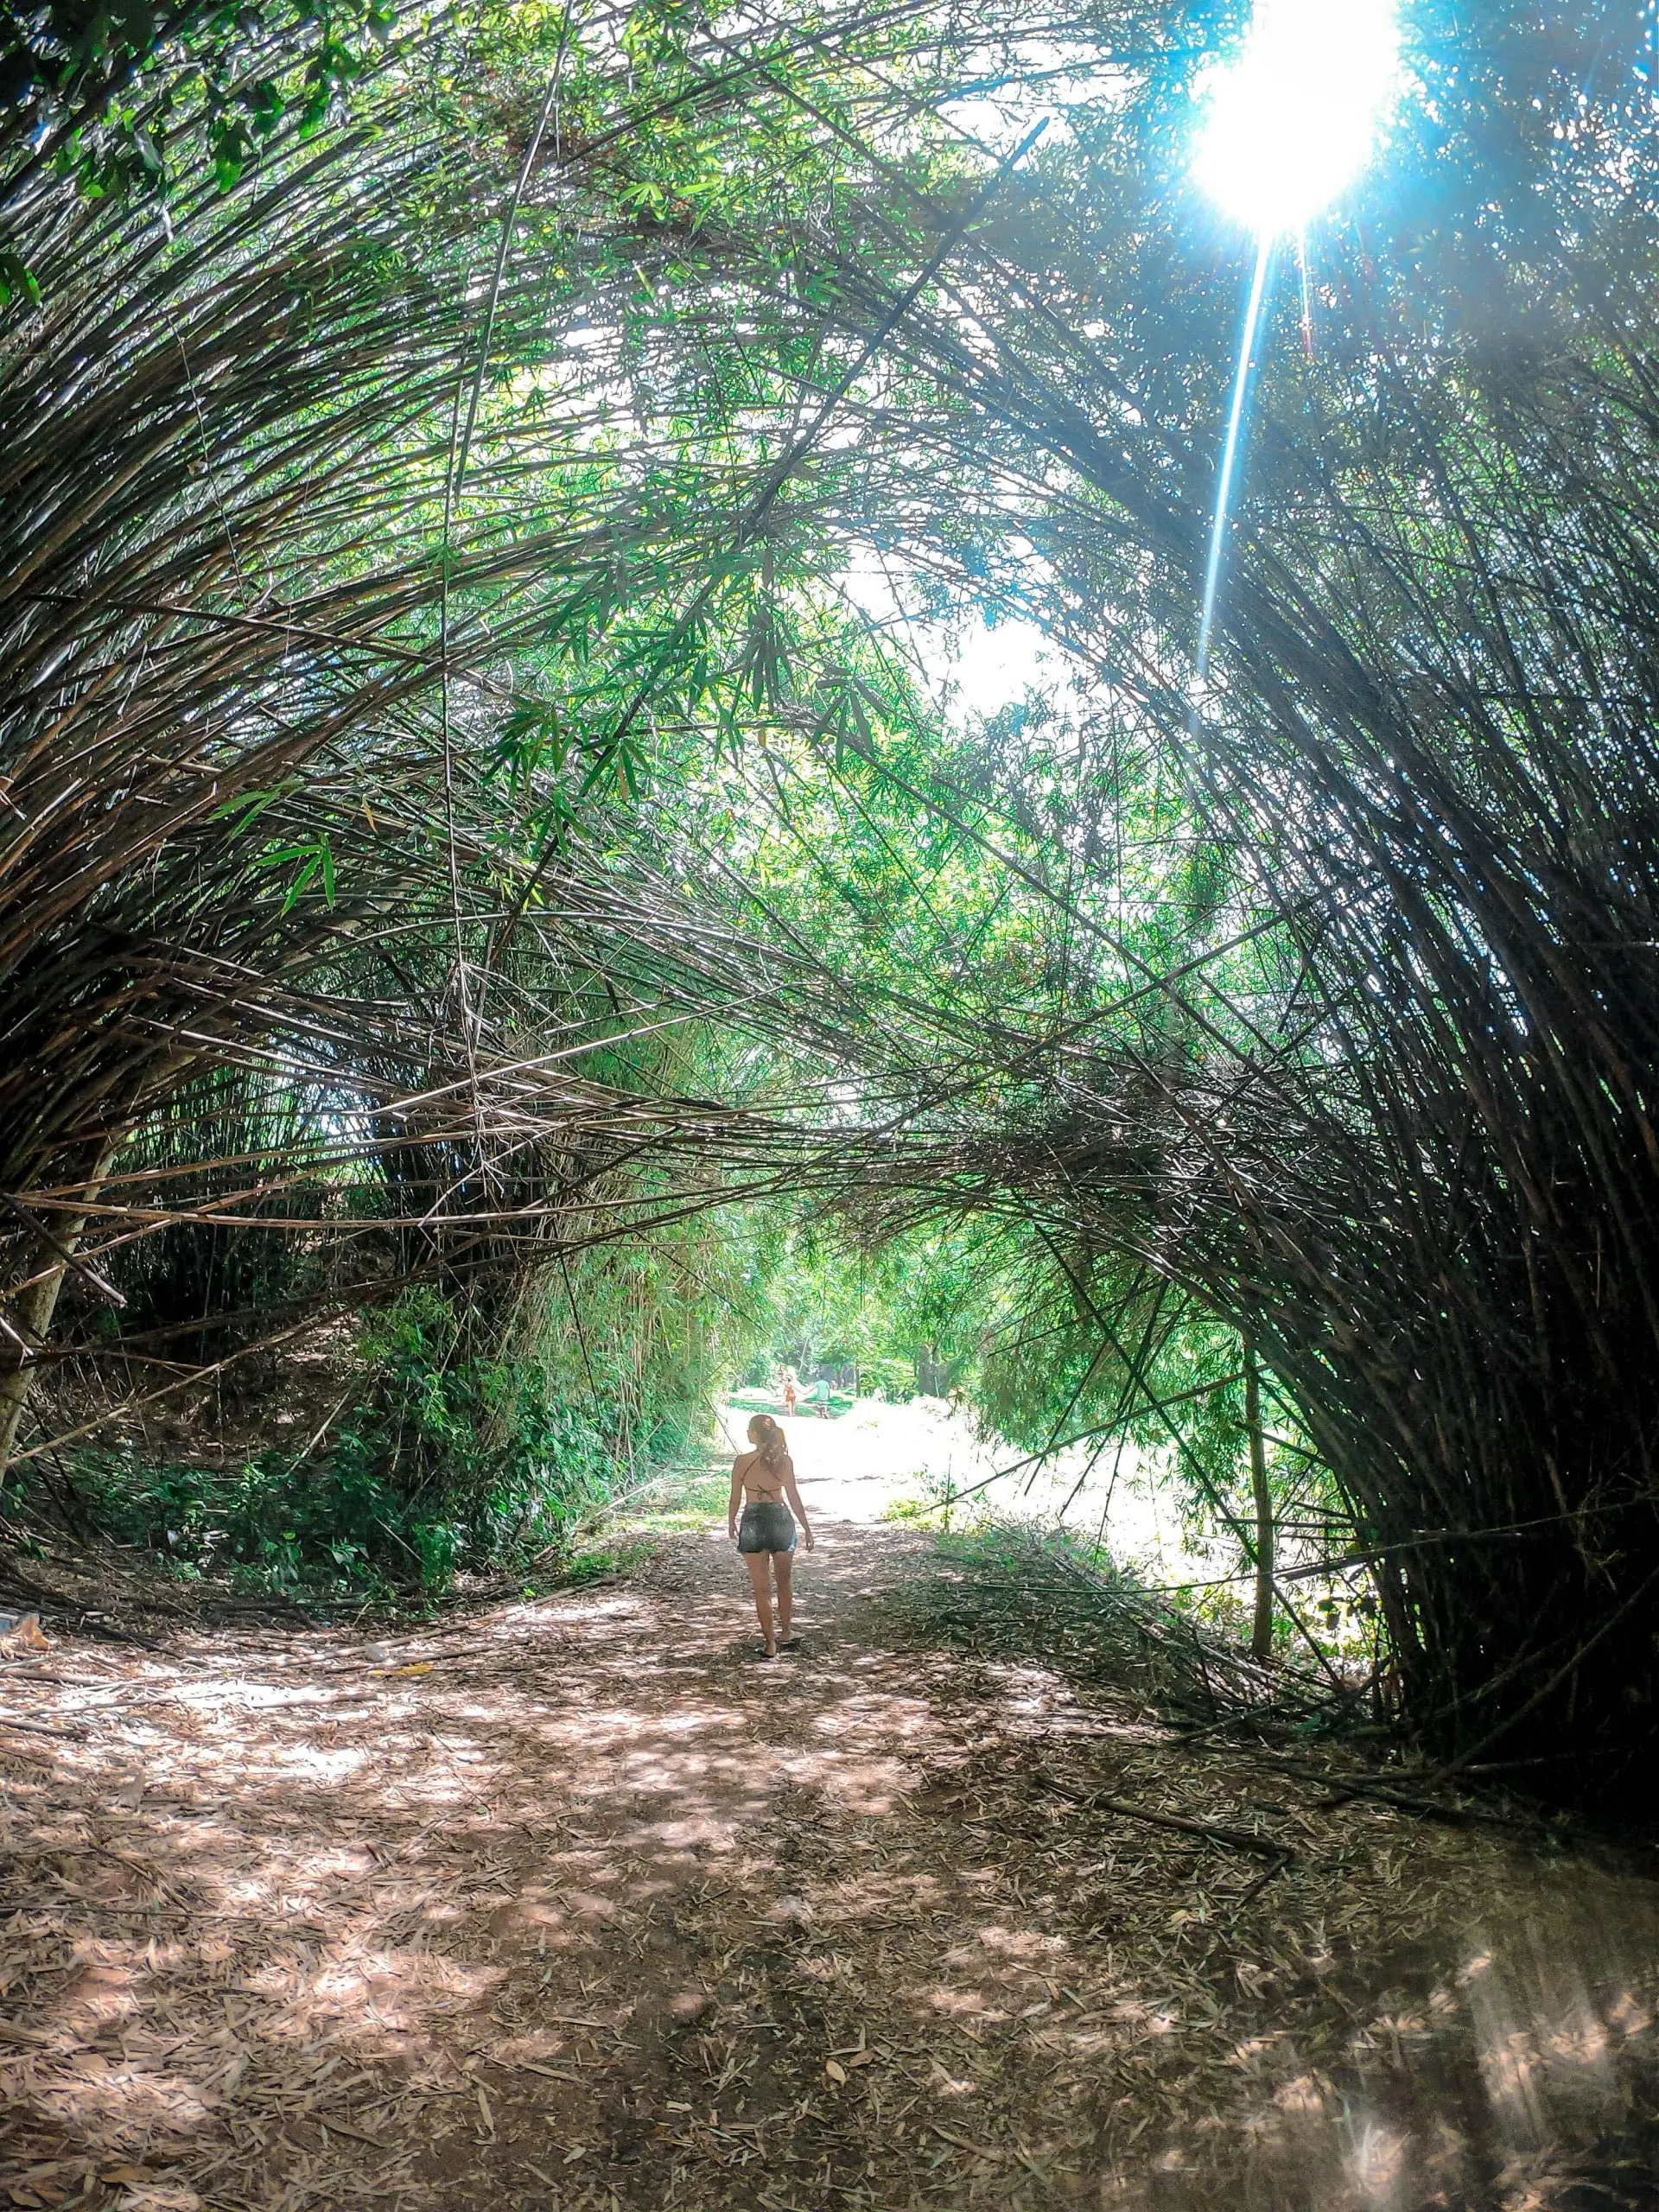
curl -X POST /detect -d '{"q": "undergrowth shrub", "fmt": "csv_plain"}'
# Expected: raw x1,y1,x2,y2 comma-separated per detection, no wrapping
41,1288,617,1602
31,1234,761,1604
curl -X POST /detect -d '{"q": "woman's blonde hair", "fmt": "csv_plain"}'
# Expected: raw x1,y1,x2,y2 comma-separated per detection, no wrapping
747,1413,788,1470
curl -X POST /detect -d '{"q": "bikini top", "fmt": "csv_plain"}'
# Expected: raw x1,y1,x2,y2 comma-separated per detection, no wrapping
738,1451,789,1503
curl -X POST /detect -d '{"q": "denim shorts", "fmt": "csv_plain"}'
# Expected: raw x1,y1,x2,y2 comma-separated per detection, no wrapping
737,1501,796,1554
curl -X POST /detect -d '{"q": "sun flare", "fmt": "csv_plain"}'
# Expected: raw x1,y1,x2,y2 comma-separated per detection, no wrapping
1193,0,1402,237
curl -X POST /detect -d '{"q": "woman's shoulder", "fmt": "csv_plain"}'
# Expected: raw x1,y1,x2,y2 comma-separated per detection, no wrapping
734,1447,756,1469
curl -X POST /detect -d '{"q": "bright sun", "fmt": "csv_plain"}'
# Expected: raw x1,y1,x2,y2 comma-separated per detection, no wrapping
1192,0,1402,238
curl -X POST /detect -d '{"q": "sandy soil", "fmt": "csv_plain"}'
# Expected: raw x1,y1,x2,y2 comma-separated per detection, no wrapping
3,1502,1659,2212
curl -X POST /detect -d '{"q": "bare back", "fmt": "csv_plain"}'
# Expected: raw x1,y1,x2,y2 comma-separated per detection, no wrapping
734,1446,791,1504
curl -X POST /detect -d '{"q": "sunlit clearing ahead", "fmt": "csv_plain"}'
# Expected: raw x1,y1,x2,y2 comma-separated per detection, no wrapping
1192,0,1401,238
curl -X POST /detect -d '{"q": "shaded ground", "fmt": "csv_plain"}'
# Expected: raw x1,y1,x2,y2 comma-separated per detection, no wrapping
4,1481,1659,2212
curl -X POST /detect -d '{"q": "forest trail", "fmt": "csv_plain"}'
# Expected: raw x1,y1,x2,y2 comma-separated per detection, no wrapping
4,1497,1659,2212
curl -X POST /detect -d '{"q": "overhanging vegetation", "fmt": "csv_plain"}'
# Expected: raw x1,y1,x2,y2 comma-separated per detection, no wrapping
4,0,1658,1811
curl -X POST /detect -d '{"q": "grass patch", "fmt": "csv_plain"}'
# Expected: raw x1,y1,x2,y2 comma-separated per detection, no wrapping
601,1456,730,1537
726,1386,780,1414
881,1466,975,1529
884,1519,1358,1738
512,1531,658,1599
725,1386,864,1418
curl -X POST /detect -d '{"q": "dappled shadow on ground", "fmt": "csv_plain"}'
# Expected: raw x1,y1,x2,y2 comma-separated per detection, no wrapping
3,1520,1659,2210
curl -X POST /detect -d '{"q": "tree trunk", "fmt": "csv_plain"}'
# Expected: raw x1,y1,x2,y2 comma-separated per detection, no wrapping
0,1138,121,1482
1245,1343,1274,1664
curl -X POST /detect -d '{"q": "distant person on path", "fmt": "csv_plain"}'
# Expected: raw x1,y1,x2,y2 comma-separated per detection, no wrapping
781,1372,798,1418
729,1413,813,1657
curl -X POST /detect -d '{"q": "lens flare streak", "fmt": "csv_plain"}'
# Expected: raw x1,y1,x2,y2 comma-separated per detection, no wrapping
1195,237,1272,695
1188,0,1401,708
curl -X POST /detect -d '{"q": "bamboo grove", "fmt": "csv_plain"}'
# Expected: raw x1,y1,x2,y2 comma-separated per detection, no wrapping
4,0,1659,1810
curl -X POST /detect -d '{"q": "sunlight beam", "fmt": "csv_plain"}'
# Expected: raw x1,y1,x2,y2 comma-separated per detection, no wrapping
1196,237,1273,688
1188,2,1402,700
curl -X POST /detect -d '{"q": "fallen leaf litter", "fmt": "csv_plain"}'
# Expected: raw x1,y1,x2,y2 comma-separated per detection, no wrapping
2,1519,1658,2209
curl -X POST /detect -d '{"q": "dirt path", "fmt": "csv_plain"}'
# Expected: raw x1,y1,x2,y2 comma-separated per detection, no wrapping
4,1511,1659,2212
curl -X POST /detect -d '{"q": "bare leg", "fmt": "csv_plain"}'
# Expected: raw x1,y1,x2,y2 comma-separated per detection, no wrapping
744,1553,777,1655
773,1552,794,1642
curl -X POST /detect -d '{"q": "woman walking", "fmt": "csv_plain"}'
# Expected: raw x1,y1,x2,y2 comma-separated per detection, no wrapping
729,1413,813,1656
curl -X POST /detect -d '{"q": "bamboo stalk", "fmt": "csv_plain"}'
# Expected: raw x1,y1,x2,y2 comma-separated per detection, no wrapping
1245,1342,1273,1666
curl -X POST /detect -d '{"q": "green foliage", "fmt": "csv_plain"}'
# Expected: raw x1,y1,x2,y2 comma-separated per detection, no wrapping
51,1291,613,1600
8,0,1658,1796
745,1215,1008,1401
858,1356,916,1403
3,0,400,203
0,244,38,307
323,1287,614,1584
35,1230,764,1604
